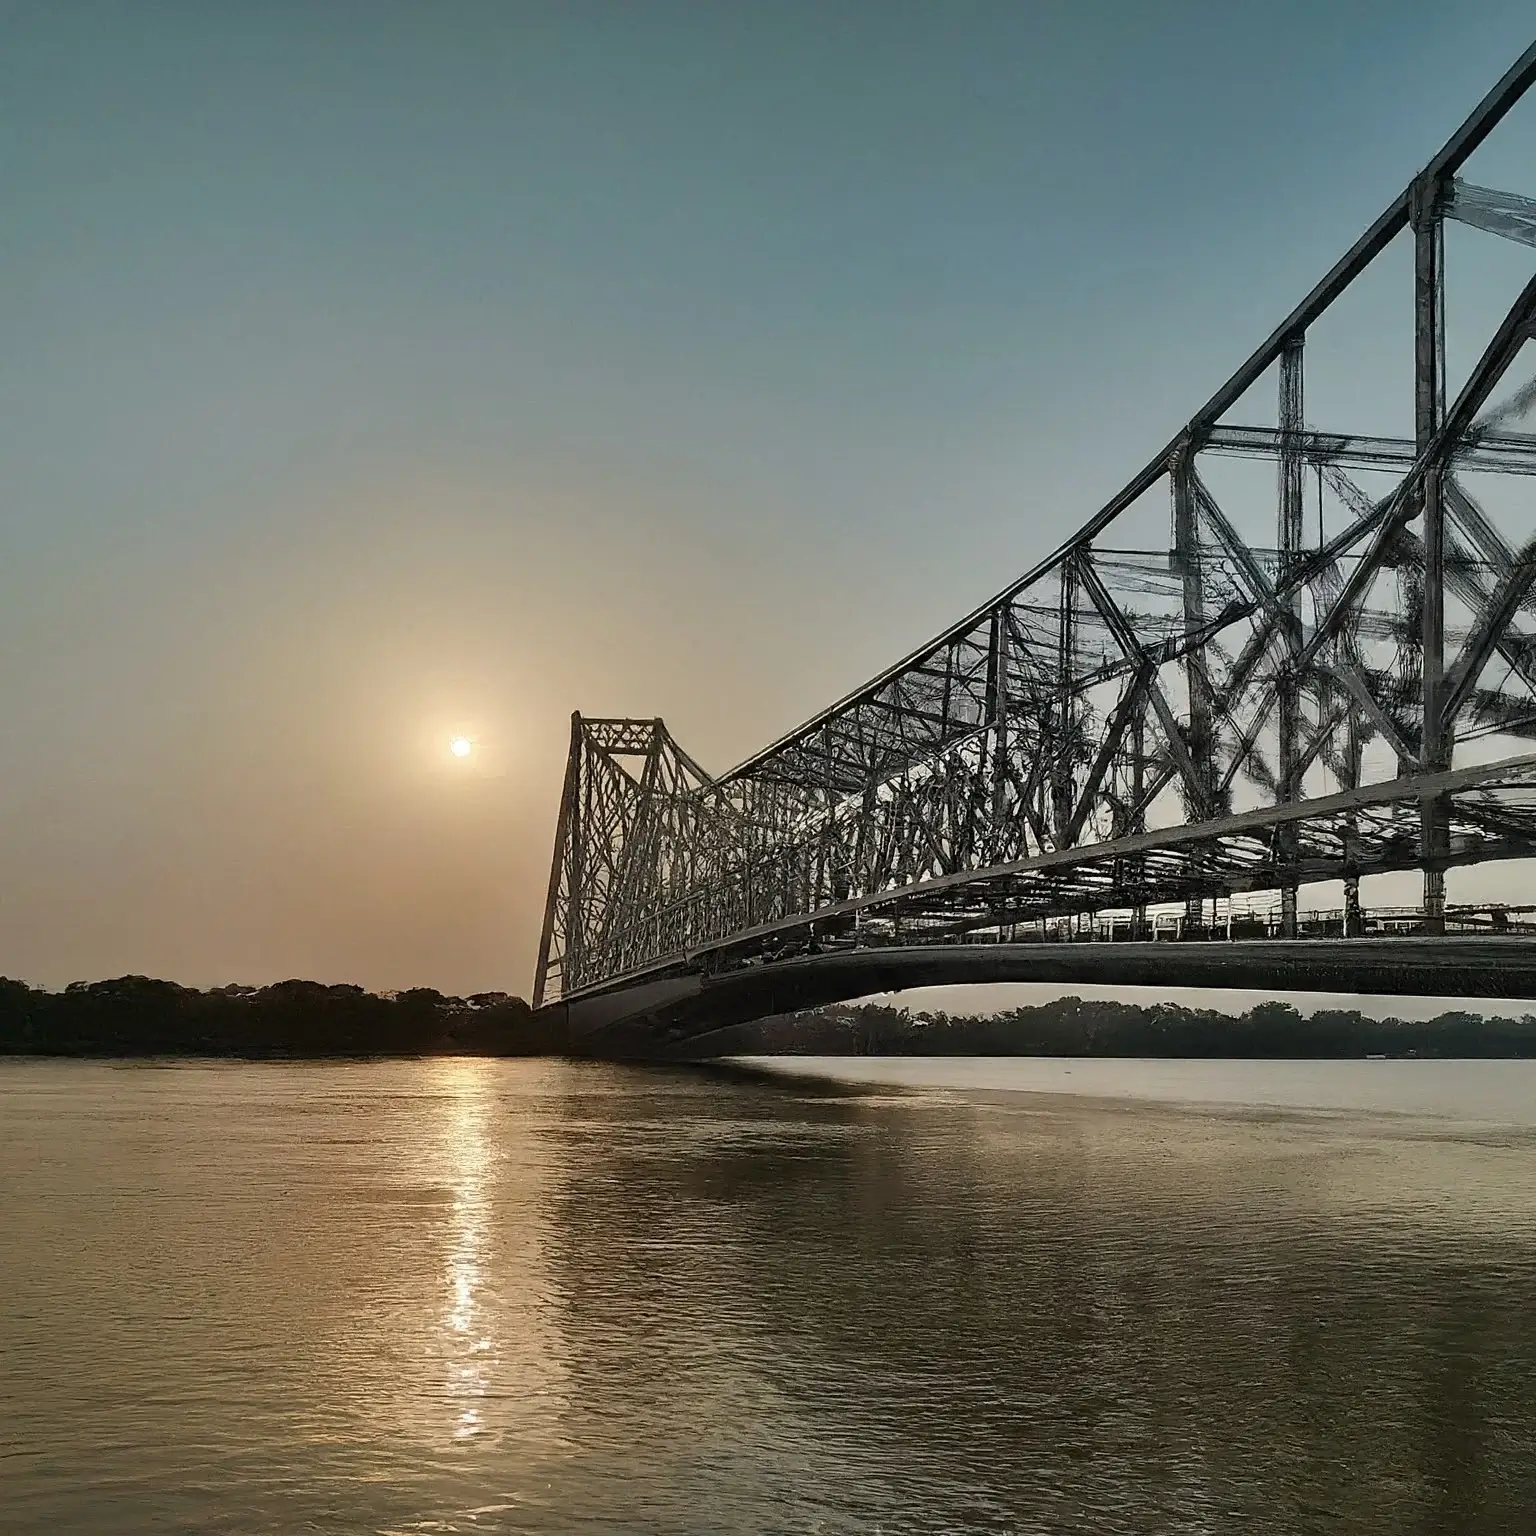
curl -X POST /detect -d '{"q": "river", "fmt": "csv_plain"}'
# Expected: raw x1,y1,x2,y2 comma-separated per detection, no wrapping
3,1056,1535,1533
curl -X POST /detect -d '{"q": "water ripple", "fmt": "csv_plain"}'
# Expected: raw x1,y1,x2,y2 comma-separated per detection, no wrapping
2,1057,1535,1532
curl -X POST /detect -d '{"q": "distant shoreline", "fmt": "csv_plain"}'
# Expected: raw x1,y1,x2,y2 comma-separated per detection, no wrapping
692,997,1536,1061
0,976,559,1059
6,979,1536,1061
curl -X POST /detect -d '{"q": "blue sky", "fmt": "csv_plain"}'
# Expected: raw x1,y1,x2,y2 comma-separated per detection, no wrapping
1,1,1534,993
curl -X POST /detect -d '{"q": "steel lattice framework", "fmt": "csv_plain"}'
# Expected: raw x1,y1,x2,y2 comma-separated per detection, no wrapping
534,42,1536,1009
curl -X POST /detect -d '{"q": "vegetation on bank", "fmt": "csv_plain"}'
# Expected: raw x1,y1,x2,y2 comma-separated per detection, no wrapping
5,978,1536,1059
702,997,1536,1059
0,976,560,1058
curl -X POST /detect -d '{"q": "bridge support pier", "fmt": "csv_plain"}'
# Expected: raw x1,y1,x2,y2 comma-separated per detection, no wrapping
1413,171,1449,937
1344,876,1363,937
1423,862,1446,934
1277,334,1305,943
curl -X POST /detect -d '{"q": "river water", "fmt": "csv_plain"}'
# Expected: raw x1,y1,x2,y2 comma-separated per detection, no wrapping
3,1057,1535,1533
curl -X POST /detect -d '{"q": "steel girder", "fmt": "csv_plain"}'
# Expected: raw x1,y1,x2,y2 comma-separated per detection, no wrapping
533,41,1536,1007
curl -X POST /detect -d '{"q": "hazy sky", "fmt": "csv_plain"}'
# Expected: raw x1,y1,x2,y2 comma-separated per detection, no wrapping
3,2,1535,996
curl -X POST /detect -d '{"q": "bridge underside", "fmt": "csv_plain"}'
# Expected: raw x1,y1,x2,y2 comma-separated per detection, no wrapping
545,936,1536,1054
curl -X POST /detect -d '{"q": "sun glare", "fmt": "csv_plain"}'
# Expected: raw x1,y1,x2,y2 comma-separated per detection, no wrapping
450,736,473,759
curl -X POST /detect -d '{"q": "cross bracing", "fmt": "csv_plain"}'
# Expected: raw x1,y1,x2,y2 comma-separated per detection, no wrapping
534,41,1536,1008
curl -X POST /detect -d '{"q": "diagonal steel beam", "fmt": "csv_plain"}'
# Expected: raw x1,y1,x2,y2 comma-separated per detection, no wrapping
1442,536,1536,726
1063,660,1152,846
1077,555,1209,816
1449,179,1536,249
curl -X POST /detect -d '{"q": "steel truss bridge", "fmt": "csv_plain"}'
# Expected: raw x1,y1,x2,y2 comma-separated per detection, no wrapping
535,43,1536,1046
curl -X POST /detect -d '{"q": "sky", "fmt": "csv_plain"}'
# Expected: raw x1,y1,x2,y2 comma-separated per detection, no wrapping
2,1,1535,998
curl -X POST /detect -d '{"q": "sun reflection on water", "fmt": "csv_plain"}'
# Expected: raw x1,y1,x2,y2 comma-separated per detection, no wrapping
383,1058,573,1475
439,1061,496,1442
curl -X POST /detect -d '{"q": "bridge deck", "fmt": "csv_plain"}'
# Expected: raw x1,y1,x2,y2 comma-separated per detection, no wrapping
548,934,1536,1048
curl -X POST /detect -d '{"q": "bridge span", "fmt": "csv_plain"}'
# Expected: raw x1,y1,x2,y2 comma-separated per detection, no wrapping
546,934,1536,1050
532,43,1536,1048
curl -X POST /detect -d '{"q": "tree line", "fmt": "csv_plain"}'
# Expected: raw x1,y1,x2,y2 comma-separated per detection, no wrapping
0,976,561,1057
6,977,1535,1059
702,996,1536,1059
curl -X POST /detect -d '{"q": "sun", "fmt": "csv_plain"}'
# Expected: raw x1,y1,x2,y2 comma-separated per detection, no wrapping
450,736,473,759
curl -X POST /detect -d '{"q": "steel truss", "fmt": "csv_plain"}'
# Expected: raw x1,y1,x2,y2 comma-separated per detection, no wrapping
534,42,1536,1007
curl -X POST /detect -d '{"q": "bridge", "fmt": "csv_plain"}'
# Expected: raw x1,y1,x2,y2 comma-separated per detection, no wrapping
533,42,1536,1049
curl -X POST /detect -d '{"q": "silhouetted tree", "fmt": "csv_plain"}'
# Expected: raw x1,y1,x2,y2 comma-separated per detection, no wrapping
0,976,548,1058
700,995,1536,1061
